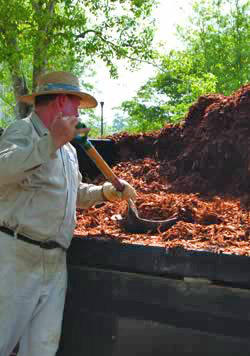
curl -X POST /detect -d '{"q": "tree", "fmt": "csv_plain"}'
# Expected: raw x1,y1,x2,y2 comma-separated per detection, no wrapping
118,50,217,131
112,113,129,133
177,0,250,94
118,0,250,132
0,0,157,120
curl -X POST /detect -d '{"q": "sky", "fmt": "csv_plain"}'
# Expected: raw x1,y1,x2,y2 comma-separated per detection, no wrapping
92,0,193,125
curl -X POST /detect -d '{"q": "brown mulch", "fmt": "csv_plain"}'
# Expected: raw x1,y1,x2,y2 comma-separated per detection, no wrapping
75,84,250,255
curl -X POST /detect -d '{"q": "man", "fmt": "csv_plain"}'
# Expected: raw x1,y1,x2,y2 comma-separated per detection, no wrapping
0,71,136,356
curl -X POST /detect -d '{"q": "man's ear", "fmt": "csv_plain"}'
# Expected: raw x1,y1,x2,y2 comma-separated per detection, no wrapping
56,94,67,110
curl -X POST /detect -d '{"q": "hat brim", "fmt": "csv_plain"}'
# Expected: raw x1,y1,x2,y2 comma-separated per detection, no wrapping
19,90,97,109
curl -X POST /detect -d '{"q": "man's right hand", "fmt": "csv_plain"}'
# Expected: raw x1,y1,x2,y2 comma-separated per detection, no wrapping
50,113,78,149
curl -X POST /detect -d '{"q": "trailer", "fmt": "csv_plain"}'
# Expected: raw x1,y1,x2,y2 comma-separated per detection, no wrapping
56,139,250,356
56,237,250,356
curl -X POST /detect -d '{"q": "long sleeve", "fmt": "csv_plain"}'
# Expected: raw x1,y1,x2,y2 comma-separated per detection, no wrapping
76,169,105,209
0,119,57,186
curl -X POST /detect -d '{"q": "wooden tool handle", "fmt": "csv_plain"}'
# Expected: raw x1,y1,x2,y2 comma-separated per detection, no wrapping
83,144,125,192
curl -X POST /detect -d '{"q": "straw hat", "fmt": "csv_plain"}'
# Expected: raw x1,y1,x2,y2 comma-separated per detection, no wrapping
19,71,97,108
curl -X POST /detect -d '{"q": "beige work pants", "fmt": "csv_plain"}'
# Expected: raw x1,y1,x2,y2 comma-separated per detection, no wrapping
0,231,67,356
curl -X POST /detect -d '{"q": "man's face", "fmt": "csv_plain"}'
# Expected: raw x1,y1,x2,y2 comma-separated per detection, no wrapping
60,95,81,118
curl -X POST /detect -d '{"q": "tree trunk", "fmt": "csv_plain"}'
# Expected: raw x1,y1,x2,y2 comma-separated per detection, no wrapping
11,72,31,119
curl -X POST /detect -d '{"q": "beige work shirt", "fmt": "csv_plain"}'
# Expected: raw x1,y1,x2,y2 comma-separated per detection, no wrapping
0,112,105,249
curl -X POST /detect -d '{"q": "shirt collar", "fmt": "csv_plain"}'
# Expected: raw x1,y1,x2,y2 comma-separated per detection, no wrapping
30,111,49,137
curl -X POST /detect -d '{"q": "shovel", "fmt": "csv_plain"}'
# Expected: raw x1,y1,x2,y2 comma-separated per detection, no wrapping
74,129,180,233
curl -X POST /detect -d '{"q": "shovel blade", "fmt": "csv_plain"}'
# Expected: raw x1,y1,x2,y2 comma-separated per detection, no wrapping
119,199,179,234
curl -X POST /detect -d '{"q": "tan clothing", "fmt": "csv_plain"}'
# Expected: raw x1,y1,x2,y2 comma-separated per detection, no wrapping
0,112,104,249
0,231,67,356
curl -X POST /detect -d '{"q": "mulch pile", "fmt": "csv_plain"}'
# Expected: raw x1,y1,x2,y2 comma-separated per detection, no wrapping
75,84,250,255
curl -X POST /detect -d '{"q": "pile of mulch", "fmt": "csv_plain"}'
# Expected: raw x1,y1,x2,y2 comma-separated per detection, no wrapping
106,86,250,195
75,158,250,255
75,85,250,255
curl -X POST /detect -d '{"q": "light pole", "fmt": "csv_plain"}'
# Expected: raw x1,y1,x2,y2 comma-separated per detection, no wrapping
100,101,104,137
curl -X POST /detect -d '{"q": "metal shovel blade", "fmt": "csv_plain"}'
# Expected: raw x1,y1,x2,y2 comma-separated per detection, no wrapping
118,198,179,234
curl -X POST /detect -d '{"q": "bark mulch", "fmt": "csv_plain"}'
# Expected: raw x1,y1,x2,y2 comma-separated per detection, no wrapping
75,84,250,255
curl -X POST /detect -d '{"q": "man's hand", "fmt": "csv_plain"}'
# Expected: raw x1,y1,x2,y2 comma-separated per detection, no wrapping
50,113,78,149
102,179,137,202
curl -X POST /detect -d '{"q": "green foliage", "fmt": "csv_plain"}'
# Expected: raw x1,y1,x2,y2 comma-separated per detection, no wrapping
119,100,168,132
118,0,250,133
118,50,217,132
0,119,8,128
112,114,129,133
153,51,217,122
177,0,250,94
0,0,157,120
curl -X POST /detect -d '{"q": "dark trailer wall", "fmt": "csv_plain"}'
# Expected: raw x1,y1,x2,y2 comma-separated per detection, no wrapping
57,238,250,356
